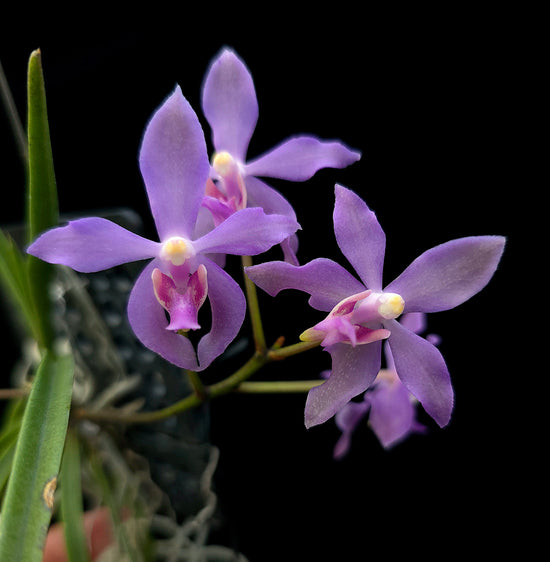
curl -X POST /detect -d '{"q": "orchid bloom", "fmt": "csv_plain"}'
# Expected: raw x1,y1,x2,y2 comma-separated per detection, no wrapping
333,313,436,457
27,87,299,371
200,48,361,262
246,185,505,428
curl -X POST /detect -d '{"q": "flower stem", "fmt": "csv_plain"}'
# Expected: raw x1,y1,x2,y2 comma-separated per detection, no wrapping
73,393,202,425
73,353,268,425
268,339,321,360
208,352,268,397
241,255,267,353
186,369,208,401
236,380,323,393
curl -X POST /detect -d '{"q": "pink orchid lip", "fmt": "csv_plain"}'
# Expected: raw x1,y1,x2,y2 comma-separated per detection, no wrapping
300,289,392,347
152,264,208,333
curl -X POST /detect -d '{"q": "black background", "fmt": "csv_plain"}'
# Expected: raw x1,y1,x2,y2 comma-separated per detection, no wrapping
0,7,530,561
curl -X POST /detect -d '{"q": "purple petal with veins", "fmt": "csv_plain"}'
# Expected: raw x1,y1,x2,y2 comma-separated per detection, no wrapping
245,136,361,181
385,236,506,313
27,217,159,273
386,318,454,427
139,86,210,240
201,48,258,161
305,341,382,429
196,258,246,369
246,258,365,312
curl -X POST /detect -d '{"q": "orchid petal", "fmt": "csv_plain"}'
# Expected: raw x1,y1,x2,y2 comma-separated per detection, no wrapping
333,185,386,291
385,236,506,313
333,432,353,461
193,207,300,256
386,319,453,427
201,195,236,227
383,340,396,372
333,399,370,459
139,86,210,240
193,207,227,269
201,48,258,162
367,378,423,448
244,176,297,220
245,176,300,263
245,258,366,312
280,235,300,266
304,341,382,428
335,399,370,435
245,136,361,181
197,258,246,370
27,217,159,273
400,312,427,335
193,205,216,239
127,260,199,370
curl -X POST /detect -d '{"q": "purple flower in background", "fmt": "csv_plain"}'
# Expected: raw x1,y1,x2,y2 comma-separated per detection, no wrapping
246,185,505,428
200,48,361,262
28,87,299,371
334,367,426,456
333,313,436,458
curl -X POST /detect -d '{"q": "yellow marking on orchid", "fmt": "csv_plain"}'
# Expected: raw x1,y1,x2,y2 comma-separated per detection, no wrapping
160,236,191,266
377,293,405,320
211,151,235,176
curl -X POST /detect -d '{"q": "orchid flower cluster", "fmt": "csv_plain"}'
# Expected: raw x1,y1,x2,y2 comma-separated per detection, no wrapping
27,48,505,453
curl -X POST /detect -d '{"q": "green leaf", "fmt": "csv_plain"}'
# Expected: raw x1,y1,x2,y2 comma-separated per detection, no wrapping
26,48,58,243
0,426,19,499
26,48,60,350
0,397,27,498
0,230,35,338
0,352,74,561
60,430,90,562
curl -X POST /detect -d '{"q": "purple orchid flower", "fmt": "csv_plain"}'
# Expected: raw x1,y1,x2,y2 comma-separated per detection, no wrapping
333,313,435,458
200,48,361,263
246,185,505,428
27,86,299,371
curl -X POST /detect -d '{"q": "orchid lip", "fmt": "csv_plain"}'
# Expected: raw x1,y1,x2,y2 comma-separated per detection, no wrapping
299,290,396,348
152,264,208,333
